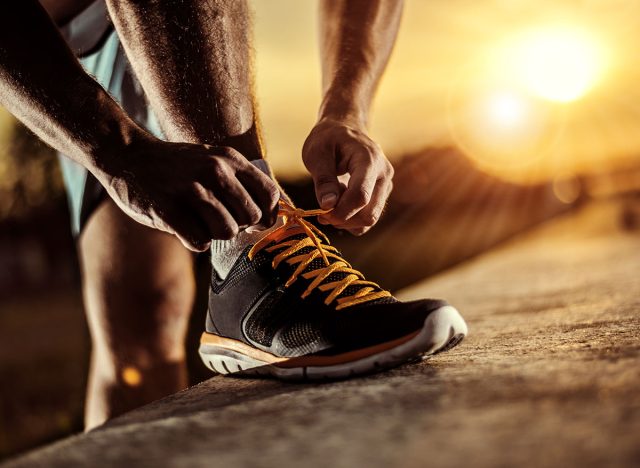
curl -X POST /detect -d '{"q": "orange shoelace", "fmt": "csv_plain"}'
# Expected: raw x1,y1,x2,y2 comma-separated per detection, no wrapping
248,200,391,310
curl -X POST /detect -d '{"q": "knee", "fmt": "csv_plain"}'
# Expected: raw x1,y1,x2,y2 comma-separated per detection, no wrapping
107,267,196,321
82,258,195,373
91,272,195,357
79,200,197,366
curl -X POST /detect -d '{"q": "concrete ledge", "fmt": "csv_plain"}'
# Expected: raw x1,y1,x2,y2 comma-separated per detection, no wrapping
5,199,640,468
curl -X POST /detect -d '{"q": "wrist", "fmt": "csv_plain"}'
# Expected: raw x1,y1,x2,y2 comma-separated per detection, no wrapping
89,123,152,183
80,86,155,181
318,89,369,130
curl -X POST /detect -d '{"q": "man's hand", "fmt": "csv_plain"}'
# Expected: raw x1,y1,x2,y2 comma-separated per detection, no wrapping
100,139,279,251
307,0,402,234
302,118,394,235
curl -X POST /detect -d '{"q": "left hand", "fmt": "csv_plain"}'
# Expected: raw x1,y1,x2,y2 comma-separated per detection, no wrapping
302,118,394,235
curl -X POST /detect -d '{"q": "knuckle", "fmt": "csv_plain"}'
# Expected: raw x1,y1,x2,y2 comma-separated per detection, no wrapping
215,165,235,186
218,146,239,159
216,176,232,193
207,157,219,170
210,159,227,179
354,187,372,206
356,147,376,163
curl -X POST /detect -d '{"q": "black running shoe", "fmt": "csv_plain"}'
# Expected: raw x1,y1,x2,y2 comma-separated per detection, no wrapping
199,200,467,380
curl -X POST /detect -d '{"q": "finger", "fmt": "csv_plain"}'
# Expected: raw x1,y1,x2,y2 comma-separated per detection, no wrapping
163,209,212,252
333,178,391,234
208,147,279,228
208,178,262,229
318,180,347,225
175,234,210,252
327,157,377,224
235,163,280,228
304,146,341,210
196,197,240,240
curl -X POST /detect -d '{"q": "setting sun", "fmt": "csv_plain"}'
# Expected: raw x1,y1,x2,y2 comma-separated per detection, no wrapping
507,27,606,103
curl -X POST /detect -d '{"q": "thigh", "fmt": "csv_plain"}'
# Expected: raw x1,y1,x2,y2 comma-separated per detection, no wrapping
79,198,196,366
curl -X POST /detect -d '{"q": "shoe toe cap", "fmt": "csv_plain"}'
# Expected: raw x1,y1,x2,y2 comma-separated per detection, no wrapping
331,298,452,350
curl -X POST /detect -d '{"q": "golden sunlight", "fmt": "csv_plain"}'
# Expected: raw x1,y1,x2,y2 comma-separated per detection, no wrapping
448,87,559,176
252,1,631,183
485,91,530,129
504,27,606,103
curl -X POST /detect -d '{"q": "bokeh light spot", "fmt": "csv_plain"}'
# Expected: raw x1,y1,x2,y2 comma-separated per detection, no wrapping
121,366,142,387
553,175,582,204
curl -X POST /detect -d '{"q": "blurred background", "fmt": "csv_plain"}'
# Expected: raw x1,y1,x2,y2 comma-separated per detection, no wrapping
2,0,640,460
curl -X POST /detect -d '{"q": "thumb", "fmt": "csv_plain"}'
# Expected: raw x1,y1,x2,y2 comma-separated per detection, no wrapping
312,161,341,209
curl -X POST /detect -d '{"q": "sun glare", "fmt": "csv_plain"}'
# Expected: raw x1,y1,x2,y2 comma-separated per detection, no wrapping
486,92,528,128
506,27,605,103
447,23,611,181
448,85,560,177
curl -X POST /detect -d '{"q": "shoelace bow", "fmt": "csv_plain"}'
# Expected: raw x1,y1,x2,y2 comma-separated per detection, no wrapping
248,200,391,310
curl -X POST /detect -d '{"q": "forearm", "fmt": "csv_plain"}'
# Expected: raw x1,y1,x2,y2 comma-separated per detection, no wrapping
0,0,147,180
0,0,278,247
318,0,403,127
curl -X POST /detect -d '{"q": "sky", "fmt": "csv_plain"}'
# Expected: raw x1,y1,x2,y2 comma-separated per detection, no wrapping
2,0,640,184
252,0,640,182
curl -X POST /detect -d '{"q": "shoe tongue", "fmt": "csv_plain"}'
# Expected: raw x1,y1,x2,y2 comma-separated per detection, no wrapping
264,228,383,302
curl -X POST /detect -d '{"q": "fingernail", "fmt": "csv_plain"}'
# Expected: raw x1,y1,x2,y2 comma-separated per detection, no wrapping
321,193,337,209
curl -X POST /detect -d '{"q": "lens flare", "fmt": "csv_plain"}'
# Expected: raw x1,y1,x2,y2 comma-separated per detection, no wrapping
448,84,562,179
507,27,605,102
485,91,529,129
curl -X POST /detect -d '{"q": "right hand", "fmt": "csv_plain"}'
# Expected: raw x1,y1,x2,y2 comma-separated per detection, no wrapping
98,139,280,251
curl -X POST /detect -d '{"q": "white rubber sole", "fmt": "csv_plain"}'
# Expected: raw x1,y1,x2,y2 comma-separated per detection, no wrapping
199,305,468,381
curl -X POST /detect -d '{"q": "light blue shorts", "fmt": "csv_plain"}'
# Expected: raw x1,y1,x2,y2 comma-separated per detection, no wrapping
58,1,162,234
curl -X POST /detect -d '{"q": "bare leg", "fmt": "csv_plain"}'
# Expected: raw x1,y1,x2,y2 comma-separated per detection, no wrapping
79,0,264,428
79,200,195,429
106,0,263,154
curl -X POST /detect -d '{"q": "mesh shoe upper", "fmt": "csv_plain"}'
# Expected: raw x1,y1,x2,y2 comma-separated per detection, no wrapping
207,201,450,358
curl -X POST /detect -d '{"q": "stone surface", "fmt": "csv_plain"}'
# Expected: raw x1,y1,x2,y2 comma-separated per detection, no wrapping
4,199,640,468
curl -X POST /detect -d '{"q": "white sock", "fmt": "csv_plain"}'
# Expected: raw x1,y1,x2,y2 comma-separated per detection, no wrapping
210,159,286,280
210,222,280,279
